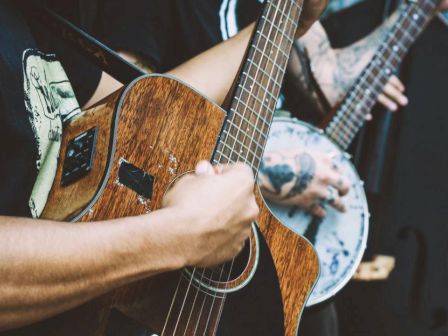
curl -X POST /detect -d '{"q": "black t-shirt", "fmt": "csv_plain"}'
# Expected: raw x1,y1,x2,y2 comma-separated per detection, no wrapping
0,2,39,216
94,0,263,72
0,1,100,217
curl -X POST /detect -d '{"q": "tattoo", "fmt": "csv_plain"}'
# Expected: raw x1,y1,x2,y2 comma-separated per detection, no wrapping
283,153,315,199
260,153,316,199
260,161,295,194
329,14,398,103
293,14,400,109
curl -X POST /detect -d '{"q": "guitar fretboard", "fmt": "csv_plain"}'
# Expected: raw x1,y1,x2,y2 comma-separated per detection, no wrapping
213,0,303,174
325,0,439,150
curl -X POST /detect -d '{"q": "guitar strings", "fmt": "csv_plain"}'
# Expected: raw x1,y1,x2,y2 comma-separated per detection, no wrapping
162,0,299,333
176,0,281,332
201,0,299,333
207,0,299,333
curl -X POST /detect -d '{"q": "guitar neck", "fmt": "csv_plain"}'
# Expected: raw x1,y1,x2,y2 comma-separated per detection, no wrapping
213,0,303,174
325,0,439,150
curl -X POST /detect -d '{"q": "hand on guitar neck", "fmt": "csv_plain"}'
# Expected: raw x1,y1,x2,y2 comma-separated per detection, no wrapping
259,148,350,218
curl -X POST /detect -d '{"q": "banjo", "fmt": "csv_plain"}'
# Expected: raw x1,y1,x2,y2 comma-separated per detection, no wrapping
265,0,440,306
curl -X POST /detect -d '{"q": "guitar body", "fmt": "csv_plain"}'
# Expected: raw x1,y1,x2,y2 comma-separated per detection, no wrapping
4,75,318,335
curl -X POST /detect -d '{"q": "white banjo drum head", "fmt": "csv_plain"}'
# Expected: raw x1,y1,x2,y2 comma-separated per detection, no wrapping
263,117,369,306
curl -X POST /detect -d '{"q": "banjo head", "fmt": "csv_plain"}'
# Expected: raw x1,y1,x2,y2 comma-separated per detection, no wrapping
263,117,369,306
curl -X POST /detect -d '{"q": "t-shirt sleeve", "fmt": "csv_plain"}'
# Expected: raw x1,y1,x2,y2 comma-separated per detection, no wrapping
94,0,174,71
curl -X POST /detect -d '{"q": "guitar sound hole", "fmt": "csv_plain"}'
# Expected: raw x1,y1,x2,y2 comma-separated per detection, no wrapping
183,239,253,293
204,241,249,282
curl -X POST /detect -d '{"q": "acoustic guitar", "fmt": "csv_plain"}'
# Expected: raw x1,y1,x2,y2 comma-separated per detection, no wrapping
4,0,318,335
265,0,440,306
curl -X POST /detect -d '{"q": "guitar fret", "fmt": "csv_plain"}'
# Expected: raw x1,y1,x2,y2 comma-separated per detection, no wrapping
235,84,276,114
228,108,265,135
216,0,299,171
233,102,271,132
237,81,279,107
251,45,289,77
226,119,268,142
241,67,282,94
215,148,246,164
271,0,301,28
221,127,266,153
216,142,262,164
254,30,290,60
223,141,263,163
261,8,297,33
401,27,415,45
414,5,429,21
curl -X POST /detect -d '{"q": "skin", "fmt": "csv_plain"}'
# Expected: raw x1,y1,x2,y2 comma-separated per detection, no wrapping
299,17,407,112
259,148,350,217
0,1,327,330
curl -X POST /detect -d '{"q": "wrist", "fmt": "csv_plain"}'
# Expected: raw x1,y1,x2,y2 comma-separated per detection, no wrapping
139,207,200,270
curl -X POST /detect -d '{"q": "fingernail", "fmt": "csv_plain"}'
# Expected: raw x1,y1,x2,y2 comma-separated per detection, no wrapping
390,103,398,111
196,161,212,175
401,97,408,105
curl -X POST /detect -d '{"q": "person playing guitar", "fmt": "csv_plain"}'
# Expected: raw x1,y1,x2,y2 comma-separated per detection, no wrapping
0,0,327,333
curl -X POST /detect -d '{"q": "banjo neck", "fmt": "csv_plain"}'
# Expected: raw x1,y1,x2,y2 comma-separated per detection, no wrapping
215,0,303,175
324,0,439,150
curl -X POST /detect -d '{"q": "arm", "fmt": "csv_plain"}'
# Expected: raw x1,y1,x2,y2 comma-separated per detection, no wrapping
0,162,257,330
0,211,185,330
290,15,408,113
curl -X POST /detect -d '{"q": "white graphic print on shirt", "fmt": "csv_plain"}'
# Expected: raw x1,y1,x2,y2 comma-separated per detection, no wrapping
22,49,81,218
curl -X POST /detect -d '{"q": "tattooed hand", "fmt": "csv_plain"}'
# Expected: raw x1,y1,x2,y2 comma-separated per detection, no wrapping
259,148,350,218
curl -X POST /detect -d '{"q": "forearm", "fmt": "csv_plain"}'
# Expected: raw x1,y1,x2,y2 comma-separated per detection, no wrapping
168,23,254,105
0,210,186,330
292,12,399,108
84,24,254,109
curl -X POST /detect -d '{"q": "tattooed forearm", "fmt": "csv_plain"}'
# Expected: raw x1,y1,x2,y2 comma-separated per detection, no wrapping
330,13,397,101
295,12,400,108
260,153,316,199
